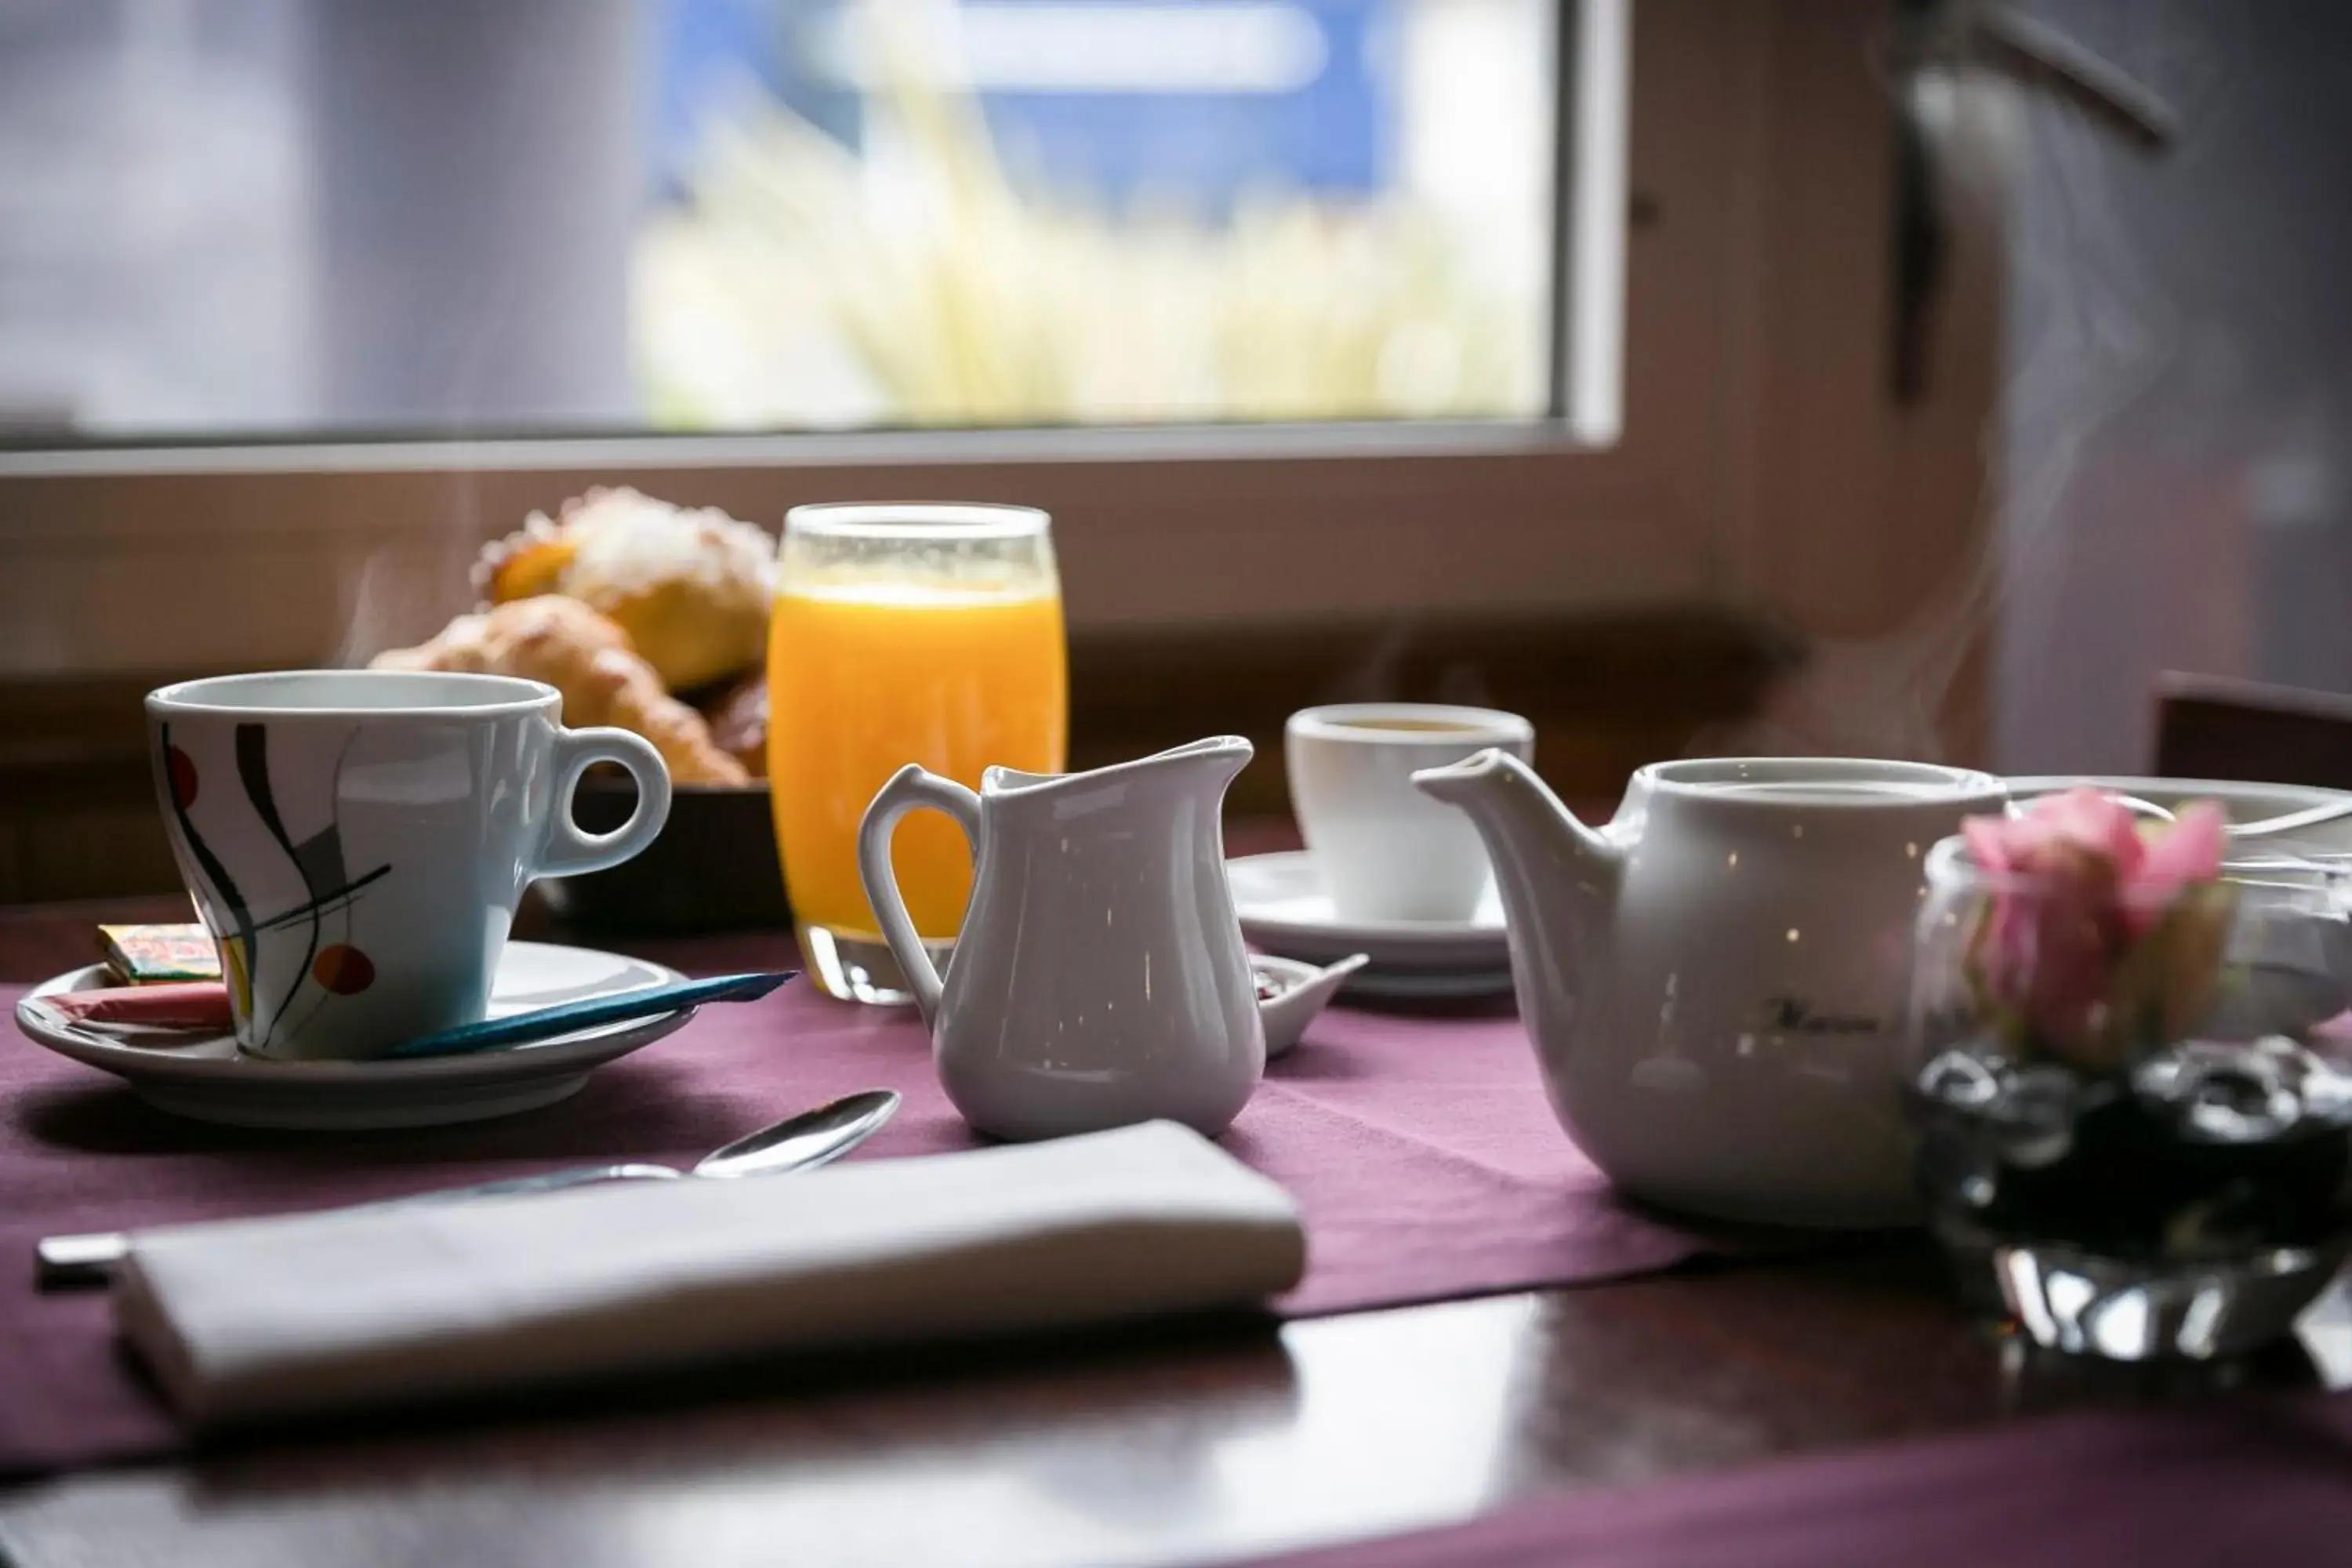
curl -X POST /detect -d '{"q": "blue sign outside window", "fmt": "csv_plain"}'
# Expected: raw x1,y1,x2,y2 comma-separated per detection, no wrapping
655,0,1399,206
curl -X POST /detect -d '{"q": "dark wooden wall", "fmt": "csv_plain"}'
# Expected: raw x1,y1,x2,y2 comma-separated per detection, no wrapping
0,610,1801,904
1071,610,1803,818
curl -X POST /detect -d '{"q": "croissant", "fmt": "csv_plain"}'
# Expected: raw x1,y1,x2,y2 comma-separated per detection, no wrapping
474,488,776,692
699,668,769,779
373,597,750,786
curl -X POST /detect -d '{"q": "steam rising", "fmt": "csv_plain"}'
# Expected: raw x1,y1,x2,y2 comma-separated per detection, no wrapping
332,474,485,669
325,3,2232,786
1700,16,2184,768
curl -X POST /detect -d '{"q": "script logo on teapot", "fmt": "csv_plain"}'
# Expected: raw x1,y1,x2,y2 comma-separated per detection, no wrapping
1759,996,1882,1037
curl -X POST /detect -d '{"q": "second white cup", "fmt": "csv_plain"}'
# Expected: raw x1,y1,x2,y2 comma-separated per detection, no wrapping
1285,703,1536,923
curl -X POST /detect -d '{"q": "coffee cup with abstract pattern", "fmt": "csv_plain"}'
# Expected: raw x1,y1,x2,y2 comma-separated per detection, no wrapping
146,670,671,1061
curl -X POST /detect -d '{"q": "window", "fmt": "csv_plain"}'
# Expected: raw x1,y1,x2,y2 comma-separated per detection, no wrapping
1,0,1559,438
0,2,1987,684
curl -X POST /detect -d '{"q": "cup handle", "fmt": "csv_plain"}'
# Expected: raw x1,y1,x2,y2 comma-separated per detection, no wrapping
857,764,982,1027
536,727,674,880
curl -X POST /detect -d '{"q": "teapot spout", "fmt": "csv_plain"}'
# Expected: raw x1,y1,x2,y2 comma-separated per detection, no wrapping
1411,748,1622,886
1412,750,1623,1052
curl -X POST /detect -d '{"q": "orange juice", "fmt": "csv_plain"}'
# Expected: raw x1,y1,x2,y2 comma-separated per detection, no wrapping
767,579,1067,939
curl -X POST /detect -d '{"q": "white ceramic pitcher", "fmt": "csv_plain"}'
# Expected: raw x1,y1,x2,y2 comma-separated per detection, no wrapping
858,738,1265,1141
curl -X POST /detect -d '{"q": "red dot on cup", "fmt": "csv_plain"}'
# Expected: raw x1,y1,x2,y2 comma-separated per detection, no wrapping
166,746,198,809
312,945,375,995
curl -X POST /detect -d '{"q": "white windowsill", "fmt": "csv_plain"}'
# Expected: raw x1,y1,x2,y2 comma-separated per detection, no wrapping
0,418,1595,481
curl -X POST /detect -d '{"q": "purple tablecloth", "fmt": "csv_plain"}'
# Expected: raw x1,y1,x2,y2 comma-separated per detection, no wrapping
1241,1397,2352,1567
0,954,1751,1477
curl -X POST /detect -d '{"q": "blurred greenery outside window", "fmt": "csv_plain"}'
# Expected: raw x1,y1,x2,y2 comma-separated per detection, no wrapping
2,2,1973,687
0,0,1558,442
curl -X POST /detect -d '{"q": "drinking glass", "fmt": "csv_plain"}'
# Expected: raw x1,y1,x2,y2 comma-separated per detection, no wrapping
767,504,1067,1004
1907,837,2352,1360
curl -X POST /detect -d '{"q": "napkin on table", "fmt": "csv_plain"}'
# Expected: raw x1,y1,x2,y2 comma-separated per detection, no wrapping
114,1120,1305,1428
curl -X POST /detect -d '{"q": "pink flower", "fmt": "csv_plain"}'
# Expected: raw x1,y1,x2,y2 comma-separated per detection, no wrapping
1964,787,2146,882
1961,790,2231,1069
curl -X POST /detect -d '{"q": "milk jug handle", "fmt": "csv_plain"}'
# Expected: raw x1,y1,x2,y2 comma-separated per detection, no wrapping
856,765,983,1029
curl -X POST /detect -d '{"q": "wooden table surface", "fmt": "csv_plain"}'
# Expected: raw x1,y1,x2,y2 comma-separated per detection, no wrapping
3,896,2347,1568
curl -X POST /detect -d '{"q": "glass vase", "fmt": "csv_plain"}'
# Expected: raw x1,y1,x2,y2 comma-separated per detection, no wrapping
1908,838,2352,1360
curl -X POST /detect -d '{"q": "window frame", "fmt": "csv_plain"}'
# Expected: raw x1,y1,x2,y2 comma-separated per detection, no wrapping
0,1,1989,681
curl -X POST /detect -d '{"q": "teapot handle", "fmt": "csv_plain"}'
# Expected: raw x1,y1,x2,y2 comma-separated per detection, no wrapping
856,764,983,1028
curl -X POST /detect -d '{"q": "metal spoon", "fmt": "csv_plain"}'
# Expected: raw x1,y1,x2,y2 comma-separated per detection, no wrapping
2005,786,2178,823
34,1088,902,1289
2225,797,2352,842
688,1088,901,1178
2102,794,2352,843
2008,784,2352,844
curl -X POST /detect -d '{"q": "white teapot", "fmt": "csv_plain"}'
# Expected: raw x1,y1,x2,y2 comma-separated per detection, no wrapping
1413,753,2008,1228
858,738,1271,1141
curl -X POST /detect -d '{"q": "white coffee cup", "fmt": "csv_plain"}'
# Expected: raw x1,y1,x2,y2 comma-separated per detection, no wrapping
1285,703,1536,922
147,670,672,1061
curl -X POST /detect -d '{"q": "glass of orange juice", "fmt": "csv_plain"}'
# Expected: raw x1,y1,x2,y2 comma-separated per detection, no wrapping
767,503,1068,1004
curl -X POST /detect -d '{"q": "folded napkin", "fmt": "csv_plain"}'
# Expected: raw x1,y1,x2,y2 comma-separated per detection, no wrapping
114,1120,1305,1429
33,982,232,1029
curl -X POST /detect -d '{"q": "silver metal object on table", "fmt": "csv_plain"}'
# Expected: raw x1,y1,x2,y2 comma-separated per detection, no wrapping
34,1088,902,1289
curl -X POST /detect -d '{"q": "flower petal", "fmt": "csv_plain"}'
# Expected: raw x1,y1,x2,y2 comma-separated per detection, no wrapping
1964,814,2016,873
2032,788,2147,878
2130,800,2227,902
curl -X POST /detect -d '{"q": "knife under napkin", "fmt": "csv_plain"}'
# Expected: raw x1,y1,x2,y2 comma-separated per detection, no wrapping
113,1120,1306,1429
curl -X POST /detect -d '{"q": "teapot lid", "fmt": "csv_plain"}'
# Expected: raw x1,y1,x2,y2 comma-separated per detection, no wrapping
1639,757,2003,807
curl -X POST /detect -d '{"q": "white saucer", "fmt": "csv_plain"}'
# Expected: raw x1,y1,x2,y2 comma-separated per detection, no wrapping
1229,851,1515,997
1338,965,1520,1002
15,942,691,1131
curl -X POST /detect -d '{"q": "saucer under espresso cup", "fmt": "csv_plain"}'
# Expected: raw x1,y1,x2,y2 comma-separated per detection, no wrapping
1285,704,1535,923
1228,851,1512,999
147,670,673,1062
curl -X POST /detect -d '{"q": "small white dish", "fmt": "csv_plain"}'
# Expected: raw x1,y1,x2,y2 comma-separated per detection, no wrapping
1340,966,1520,1002
1229,851,1512,993
1252,953,1368,1058
15,942,691,1131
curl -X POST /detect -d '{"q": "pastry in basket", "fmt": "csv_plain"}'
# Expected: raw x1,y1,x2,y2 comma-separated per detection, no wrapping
372,597,750,786
698,669,768,780
475,487,775,692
